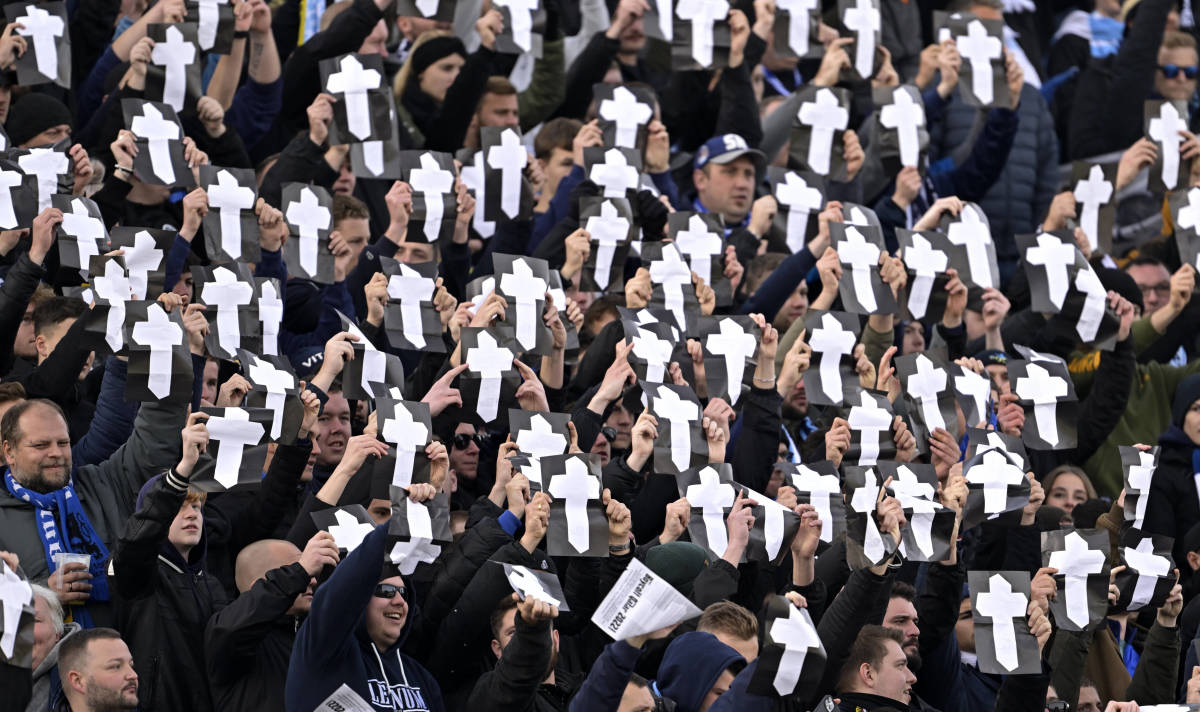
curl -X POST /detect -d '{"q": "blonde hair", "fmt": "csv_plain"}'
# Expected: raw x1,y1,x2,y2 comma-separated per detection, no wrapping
393,30,456,100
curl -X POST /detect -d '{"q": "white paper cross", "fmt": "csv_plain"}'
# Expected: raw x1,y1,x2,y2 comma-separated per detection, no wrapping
18,148,67,212
132,304,182,399
958,19,1002,106
585,200,630,290
954,368,991,426
329,509,374,552
849,473,886,561
648,244,693,328
389,498,441,574
130,104,182,185
247,356,295,440
326,55,383,141
947,205,995,289
847,392,891,465
0,560,32,659
797,88,849,175
92,259,133,352
775,0,819,56
195,0,225,50
123,230,164,300
652,386,701,471
675,214,723,283
205,266,255,355
706,318,757,405
208,169,256,260
599,87,653,149
590,147,640,199
1123,537,1171,610
549,457,601,553
1014,363,1068,446
790,465,841,542
0,168,20,229
675,0,730,67
515,413,567,487
1178,188,1200,267
15,4,63,82
839,225,881,312
965,449,1025,514
381,403,429,488
61,198,105,271
906,354,948,432
409,153,455,242
258,281,283,356
1073,165,1113,253
500,259,548,351
286,187,331,278
769,604,821,695
487,129,527,219
686,466,736,555
1127,451,1155,529
508,566,561,607
879,87,925,167
206,408,265,489
151,25,197,112
387,263,436,348
890,464,941,558
1048,531,1105,628
494,0,539,52
464,331,512,422
842,0,880,79
631,327,674,384
1149,102,1185,190
975,574,1027,672
775,172,823,254
904,233,947,320
1073,264,1108,343
1025,233,1076,310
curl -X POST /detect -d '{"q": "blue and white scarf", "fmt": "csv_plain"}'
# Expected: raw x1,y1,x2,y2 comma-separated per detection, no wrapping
4,471,110,624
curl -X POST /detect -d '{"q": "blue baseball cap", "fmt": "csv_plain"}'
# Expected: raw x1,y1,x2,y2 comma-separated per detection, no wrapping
694,133,766,172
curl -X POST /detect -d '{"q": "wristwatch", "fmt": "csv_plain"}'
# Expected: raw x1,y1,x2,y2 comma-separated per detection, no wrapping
609,542,632,554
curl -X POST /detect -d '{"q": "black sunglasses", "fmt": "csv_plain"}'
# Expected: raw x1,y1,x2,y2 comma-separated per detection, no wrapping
1159,63,1199,79
452,432,487,450
600,426,617,443
373,583,406,599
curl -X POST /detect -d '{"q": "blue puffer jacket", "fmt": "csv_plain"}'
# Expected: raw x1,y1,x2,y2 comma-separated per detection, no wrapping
928,84,1059,266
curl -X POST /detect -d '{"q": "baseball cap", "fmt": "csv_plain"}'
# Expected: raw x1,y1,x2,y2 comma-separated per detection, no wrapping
694,133,766,172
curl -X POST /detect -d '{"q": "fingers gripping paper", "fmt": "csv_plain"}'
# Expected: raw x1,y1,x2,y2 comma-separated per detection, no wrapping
592,558,701,640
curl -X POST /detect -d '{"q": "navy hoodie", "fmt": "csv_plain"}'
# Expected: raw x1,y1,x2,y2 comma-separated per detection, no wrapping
655,632,746,712
285,523,444,712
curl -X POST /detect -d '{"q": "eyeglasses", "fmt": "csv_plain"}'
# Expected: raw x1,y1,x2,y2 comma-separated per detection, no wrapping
1158,63,1199,79
1138,282,1170,297
452,432,487,450
373,583,405,599
601,426,617,443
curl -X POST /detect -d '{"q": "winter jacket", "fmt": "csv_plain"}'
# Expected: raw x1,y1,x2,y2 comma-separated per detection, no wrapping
0,253,45,376
567,640,642,712
286,523,445,712
25,622,80,712
0,361,187,628
112,471,230,712
1067,0,1176,159
398,45,497,152
466,613,566,711
205,561,311,712
1143,425,1200,566
928,85,1058,266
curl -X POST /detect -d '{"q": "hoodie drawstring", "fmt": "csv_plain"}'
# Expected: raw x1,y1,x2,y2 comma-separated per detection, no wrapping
371,643,392,701
396,650,410,687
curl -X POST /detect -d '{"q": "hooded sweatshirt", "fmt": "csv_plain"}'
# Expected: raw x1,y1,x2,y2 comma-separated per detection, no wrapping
26,621,80,712
286,523,444,712
655,632,746,712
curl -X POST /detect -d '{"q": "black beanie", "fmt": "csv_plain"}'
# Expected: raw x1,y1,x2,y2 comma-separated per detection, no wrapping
1172,373,1200,427
5,92,72,148
1096,265,1144,312
409,36,467,78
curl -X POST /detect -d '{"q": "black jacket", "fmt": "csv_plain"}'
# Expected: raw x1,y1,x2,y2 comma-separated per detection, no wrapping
205,561,310,712
0,253,45,376
113,471,230,712
1143,424,1199,567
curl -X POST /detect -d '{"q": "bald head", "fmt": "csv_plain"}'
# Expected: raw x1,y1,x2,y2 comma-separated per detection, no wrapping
235,539,301,592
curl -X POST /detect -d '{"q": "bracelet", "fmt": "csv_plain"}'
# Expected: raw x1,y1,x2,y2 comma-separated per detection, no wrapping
114,164,134,174
234,30,250,39
752,376,775,385
609,543,631,553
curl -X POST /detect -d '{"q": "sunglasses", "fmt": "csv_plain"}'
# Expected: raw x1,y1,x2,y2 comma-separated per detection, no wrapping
373,583,406,599
1159,63,1199,79
600,426,617,443
452,432,487,450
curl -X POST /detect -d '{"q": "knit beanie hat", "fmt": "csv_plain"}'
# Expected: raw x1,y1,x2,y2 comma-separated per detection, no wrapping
1172,373,1200,427
409,36,466,78
5,93,71,147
